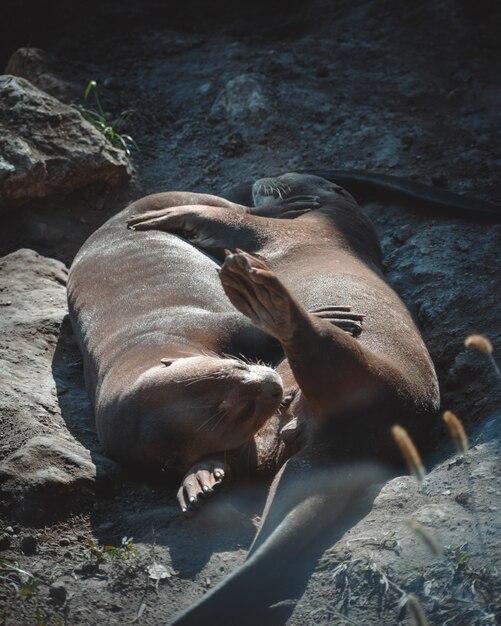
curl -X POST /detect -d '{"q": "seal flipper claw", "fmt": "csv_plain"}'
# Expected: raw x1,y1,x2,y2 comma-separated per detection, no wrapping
177,458,230,513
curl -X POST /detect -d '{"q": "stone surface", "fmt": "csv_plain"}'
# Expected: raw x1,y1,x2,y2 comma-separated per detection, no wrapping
1,436,97,499
290,434,501,625
49,582,67,604
0,76,131,211
0,249,120,515
5,47,81,103
210,74,271,124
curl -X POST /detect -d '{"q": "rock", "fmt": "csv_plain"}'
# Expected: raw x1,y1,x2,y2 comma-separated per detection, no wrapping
210,74,271,124
0,435,99,498
0,249,121,518
391,224,413,245
0,533,12,550
220,132,246,157
0,76,131,211
292,438,501,623
49,582,67,604
20,535,37,555
401,134,414,149
5,48,81,103
314,65,329,78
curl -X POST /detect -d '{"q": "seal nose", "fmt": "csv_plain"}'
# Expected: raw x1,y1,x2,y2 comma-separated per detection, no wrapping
243,365,283,400
263,373,284,399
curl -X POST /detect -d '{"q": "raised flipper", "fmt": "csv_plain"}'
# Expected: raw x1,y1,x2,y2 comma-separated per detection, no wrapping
218,250,400,422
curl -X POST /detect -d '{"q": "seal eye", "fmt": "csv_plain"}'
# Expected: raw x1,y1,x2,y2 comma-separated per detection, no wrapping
186,231,199,241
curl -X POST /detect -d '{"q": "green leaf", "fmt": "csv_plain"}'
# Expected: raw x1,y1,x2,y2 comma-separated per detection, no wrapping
84,81,96,101
18,585,33,597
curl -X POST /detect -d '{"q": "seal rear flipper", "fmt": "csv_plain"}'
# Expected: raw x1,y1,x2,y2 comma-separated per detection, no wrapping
307,168,501,220
168,444,389,626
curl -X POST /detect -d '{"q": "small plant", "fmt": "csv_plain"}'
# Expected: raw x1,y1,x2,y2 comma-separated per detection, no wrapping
391,425,426,482
442,411,468,454
82,81,136,155
35,608,64,626
464,333,500,381
0,559,41,597
87,536,137,565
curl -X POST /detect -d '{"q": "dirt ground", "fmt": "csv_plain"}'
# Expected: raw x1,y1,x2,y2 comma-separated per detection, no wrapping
0,1,500,624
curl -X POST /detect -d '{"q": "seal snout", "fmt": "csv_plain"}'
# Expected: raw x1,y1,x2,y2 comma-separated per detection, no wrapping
252,177,292,206
240,364,283,397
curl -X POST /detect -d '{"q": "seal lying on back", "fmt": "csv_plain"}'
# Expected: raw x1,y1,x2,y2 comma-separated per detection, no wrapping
127,173,440,624
69,189,363,509
67,192,285,509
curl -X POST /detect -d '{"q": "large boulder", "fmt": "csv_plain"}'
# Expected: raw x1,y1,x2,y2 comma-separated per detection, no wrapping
0,249,120,518
0,75,131,211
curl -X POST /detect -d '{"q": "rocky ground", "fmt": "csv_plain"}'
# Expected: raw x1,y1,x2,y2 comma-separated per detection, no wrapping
0,1,500,624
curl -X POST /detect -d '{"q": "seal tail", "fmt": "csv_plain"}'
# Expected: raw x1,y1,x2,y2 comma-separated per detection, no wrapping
168,444,389,626
306,168,501,221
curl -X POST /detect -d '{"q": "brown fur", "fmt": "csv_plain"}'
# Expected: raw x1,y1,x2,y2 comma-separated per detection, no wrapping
67,192,284,509
127,173,439,624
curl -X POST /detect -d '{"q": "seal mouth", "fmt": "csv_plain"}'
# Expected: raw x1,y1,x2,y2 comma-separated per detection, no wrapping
252,178,291,206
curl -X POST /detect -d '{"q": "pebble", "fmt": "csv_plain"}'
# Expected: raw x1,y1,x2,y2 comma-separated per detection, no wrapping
220,132,246,157
0,534,12,550
49,582,67,604
20,535,37,555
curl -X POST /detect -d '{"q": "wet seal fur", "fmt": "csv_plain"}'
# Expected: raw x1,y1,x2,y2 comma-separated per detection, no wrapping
67,192,286,510
127,173,440,624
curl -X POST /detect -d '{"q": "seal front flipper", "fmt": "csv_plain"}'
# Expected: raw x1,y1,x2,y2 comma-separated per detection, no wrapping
177,457,230,515
249,195,320,218
127,204,262,257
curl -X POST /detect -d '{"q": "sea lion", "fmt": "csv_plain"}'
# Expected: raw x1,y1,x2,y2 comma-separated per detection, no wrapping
68,190,362,511
128,173,439,456
226,168,501,221
67,191,286,511
127,173,440,624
